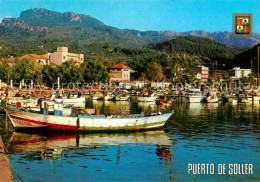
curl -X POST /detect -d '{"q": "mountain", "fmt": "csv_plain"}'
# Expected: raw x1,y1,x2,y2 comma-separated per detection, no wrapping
147,36,241,67
0,8,258,58
159,31,260,49
228,43,260,71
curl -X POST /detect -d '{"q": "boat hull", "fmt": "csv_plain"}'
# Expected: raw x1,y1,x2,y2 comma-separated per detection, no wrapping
138,96,157,102
185,96,203,103
5,107,173,132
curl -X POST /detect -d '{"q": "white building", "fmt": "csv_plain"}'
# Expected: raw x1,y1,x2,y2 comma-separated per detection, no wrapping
108,63,132,82
190,65,209,83
44,47,84,65
228,67,251,79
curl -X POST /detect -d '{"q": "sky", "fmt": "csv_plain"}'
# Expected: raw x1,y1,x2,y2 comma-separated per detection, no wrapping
0,0,259,33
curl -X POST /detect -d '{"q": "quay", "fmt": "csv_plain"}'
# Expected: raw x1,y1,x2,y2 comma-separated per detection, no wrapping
0,136,13,182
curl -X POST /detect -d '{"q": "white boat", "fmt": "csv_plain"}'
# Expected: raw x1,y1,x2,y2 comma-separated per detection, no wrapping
104,92,115,101
185,89,204,103
55,97,85,107
247,96,260,103
138,93,157,102
92,92,104,100
5,104,173,132
206,92,219,103
7,96,39,107
116,93,130,101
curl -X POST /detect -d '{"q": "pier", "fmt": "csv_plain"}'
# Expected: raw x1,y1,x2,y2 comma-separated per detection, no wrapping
0,136,13,182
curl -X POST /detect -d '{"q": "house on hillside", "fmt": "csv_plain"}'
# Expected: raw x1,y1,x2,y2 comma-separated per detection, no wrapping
44,47,84,65
20,54,49,65
108,63,133,82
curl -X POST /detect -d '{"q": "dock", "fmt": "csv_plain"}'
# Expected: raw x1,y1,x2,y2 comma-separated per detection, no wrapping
0,136,13,182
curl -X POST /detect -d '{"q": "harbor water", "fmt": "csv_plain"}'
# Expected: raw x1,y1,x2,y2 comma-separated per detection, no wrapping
1,97,260,181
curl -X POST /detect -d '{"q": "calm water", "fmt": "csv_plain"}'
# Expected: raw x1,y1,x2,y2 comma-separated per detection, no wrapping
1,98,260,182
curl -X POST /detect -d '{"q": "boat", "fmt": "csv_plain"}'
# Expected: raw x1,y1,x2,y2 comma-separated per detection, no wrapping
5,103,174,132
50,92,85,107
7,96,39,107
116,93,130,101
92,92,104,100
138,93,157,102
55,97,85,107
104,92,115,101
185,89,204,103
206,91,219,103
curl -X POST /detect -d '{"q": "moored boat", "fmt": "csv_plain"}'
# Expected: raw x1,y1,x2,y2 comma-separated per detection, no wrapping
116,93,130,101
185,89,204,103
104,92,115,101
5,104,173,132
92,92,104,100
138,93,157,102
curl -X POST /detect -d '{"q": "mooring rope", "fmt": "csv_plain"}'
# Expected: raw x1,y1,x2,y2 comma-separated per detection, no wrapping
0,135,24,182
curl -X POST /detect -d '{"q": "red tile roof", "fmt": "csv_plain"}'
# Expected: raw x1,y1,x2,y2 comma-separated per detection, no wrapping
21,54,49,60
108,63,131,69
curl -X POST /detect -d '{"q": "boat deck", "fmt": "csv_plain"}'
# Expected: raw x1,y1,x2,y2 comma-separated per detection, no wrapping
0,136,13,182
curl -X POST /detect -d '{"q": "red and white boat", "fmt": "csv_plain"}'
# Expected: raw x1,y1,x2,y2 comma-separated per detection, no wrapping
5,103,173,132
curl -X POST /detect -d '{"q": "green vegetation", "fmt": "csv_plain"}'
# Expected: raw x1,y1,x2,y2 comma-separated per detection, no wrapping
0,59,110,86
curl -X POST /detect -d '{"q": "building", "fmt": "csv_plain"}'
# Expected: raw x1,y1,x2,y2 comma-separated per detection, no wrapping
211,70,228,80
44,47,84,65
108,63,132,82
20,54,49,65
228,67,251,79
190,65,209,83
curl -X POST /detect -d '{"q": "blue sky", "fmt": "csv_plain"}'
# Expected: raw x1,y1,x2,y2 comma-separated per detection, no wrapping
0,0,259,33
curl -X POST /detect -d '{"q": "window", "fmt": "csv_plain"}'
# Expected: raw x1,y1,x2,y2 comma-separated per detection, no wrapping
63,56,66,59
46,60,49,64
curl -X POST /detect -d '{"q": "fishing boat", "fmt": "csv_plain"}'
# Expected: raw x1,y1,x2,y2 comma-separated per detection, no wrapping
116,93,130,101
138,93,157,102
92,92,104,100
7,96,39,107
5,103,173,132
104,92,116,101
206,91,219,103
185,89,204,103
50,92,85,107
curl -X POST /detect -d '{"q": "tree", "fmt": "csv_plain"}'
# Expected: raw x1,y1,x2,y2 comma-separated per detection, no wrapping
12,59,42,83
83,61,109,83
58,61,84,84
0,61,12,83
42,65,60,87
94,56,116,68
145,62,164,81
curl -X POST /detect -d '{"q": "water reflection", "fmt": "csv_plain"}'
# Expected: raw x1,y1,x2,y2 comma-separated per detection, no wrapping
7,131,173,160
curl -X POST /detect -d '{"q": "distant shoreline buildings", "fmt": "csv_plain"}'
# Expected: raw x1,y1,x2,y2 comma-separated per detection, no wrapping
20,47,84,66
